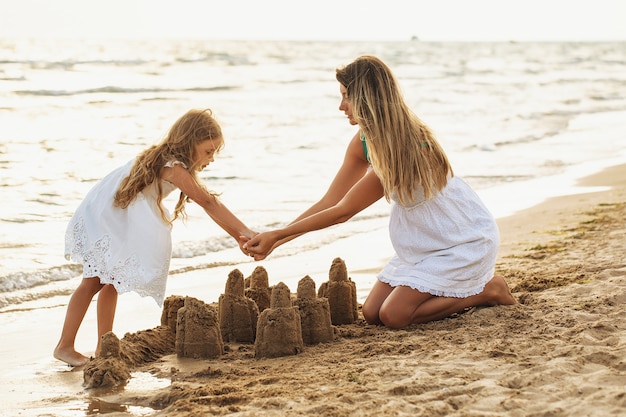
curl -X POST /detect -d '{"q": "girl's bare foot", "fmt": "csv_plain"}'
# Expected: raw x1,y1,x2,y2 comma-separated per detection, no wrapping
485,274,517,306
53,346,89,367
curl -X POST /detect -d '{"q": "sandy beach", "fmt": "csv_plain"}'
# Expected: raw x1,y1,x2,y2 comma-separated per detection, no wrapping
2,164,626,417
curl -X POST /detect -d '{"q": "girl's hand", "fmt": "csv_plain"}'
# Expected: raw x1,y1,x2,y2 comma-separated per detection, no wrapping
238,233,256,257
245,231,280,259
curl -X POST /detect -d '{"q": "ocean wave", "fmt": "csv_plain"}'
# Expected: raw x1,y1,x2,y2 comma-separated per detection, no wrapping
1,50,258,69
169,260,243,276
13,85,238,97
0,286,73,311
461,130,561,152
172,235,239,259
0,264,82,293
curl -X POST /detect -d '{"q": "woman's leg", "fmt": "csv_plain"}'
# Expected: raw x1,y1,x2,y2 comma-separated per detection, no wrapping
95,284,118,356
54,277,104,366
379,275,516,328
361,280,394,325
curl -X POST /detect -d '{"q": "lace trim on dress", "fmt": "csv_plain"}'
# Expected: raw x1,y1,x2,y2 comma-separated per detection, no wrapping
66,216,169,303
377,274,489,299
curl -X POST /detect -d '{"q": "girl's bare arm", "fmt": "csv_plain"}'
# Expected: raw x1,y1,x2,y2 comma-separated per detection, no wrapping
161,164,255,242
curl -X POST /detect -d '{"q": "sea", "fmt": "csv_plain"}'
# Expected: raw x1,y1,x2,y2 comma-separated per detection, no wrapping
1,38,625,315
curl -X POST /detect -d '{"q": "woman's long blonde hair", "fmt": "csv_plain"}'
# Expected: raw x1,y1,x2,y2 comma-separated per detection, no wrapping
336,55,452,205
114,108,223,224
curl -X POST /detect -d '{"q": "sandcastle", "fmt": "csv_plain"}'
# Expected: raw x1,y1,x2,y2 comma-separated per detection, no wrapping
83,332,130,388
160,295,185,333
218,269,259,343
293,275,334,345
254,282,304,358
245,265,272,312
318,257,359,325
176,296,223,359
83,302,179,388
83,258,360,388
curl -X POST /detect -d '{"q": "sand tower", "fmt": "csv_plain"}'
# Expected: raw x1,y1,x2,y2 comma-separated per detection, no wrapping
318,257,358,325
176,296,223,359
218,269,259,343
245,265,272,312
160,295,185,333
293,275,334,345
255,282,304,358
83,332,130,388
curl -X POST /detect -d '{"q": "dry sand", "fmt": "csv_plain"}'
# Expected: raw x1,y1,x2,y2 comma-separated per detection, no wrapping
3,164,626,417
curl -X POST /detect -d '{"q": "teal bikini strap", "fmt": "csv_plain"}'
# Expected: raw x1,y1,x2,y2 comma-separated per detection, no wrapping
360,131,370,163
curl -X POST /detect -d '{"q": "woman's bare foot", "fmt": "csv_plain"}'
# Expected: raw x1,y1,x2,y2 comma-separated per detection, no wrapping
485,274,517,306
53,346,89,367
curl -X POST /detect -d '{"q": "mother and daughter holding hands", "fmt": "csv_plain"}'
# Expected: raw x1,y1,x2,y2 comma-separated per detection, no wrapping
55,55,516,367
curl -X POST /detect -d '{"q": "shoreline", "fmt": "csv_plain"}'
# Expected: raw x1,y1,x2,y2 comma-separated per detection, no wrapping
1,163,625,416
496,161,626,258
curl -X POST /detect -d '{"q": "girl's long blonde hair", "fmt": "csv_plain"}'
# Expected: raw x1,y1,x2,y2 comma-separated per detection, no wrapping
114,108,223,224
336,55,453,205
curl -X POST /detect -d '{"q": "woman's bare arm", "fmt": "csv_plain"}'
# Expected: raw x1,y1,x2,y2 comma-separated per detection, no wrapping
264,131,374,254
246,168,384,258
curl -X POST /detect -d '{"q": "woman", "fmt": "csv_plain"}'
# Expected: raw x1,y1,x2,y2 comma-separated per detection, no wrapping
245,56,516,329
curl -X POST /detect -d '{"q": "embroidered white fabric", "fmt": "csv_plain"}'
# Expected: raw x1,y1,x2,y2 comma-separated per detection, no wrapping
377,176,499,298
65,159,182,306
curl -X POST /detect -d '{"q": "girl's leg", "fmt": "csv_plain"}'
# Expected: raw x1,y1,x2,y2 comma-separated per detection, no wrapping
361,280,394,325
379,275,516,329
53,277,104,366
95,284,118,356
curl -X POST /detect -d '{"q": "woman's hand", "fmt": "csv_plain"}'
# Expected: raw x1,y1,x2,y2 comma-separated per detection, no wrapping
245,230,281,260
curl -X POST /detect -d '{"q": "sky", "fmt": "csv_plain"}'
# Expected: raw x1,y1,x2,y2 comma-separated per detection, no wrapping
0,0,624,42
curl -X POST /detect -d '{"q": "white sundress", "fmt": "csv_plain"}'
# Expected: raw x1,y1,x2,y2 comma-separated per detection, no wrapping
377,176,499,298
64,159,182,307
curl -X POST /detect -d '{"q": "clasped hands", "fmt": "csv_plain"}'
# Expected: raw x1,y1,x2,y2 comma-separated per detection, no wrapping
238,230,279,261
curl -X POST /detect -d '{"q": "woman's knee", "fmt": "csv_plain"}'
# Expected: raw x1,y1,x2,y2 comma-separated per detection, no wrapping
363,300,411,328
362,280,394,325
361,300,381,325
378,305,411,329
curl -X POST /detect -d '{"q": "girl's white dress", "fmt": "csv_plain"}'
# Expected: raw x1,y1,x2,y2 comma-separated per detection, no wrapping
65,159,181,307
378,176,499,297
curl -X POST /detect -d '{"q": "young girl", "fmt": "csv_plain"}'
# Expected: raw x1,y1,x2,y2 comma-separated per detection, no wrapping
55,108,256,367
245,55,516,328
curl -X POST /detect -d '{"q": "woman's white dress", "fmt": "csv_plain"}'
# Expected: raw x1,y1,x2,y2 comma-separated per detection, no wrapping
65,159,181,307
378,176,499,298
